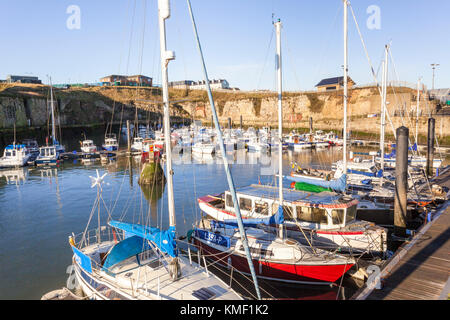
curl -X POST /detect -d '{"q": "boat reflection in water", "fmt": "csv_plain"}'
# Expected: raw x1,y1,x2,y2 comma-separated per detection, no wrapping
0,168,28,185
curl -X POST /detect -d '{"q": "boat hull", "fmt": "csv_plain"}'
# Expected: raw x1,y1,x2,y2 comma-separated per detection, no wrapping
193,237,354,284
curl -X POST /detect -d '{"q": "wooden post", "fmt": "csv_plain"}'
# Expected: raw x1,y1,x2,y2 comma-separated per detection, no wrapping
426,118,435,177
126,120,131,153
240,115,243,130
228,117,231,129
394,126,409,237
309,117,313,134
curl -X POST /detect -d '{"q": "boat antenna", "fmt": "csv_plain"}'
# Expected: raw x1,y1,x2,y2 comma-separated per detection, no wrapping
186,0,262,300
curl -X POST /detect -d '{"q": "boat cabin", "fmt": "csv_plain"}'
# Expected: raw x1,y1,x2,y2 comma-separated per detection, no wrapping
39,146,57,158
82,140,95,147
222,184,358,230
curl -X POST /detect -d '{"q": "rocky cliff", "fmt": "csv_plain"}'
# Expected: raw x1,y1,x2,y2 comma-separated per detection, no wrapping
1,83,448,142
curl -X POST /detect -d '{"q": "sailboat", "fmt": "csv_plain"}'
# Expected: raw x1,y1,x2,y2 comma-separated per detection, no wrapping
35,77,65,166
192,19,355,284
68,0,242,300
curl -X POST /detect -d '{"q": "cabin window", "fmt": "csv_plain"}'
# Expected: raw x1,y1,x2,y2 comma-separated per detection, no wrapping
254,201,269,215
331,209,345,225
296,206,328,224
239,197,252,212
283,206,296,222
6,151,12,157
225,194,233,208
346,205,357,223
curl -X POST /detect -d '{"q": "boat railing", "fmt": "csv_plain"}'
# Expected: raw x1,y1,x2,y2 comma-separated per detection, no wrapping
72,225,124,250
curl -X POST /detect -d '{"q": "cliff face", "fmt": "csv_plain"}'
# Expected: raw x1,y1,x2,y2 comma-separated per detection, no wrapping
1,83,448,139
0,84,189,129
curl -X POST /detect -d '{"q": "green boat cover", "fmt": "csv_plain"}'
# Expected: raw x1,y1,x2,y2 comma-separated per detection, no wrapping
293,182,332,193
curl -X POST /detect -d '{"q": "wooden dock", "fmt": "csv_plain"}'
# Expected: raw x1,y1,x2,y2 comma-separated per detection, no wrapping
352,168,450,300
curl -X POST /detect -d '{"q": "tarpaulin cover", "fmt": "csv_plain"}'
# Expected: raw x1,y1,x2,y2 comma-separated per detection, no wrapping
101,235,150,273
108,220,177,258
71,245,93,273
292,182,331,193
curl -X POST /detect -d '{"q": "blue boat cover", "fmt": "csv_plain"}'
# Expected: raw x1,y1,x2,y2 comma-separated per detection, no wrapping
347,169,383,178
101,235,149,273
108,220,178,258
285,174,347,193
71,245,93,273
218,205,285,228
5,144,26,149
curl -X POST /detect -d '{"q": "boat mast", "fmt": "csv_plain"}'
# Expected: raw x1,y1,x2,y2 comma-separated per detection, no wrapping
415,78,421,144
49,76,56,145
158,0,176,228
343,0,348,177
380,44,389,183
186,0,262,300
158,0,180,281
275,19,284,240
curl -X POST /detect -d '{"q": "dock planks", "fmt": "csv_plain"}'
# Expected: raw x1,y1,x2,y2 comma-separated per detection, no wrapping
353,201,449,300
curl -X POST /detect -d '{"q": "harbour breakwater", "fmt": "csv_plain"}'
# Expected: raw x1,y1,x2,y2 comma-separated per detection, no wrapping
1,83,449,145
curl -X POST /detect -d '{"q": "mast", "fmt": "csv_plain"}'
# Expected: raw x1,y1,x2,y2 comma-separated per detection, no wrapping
343,0,348,177
158,0,176,227
49,76,56,145
380,44,389,182
186,0,262,300
275,19,284,240
158,0,179,280
416,78,421,144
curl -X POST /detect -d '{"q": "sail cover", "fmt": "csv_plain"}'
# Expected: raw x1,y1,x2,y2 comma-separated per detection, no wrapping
108,220,177,258
285,173,347,193
217,205,285,227
101,235,150,273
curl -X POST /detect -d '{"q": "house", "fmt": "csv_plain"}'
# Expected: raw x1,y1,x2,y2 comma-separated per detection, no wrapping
100,74,152,86
189,79,230,90
169,80,195,89
6,75,42,84
169,79,231,91
315,76,355,92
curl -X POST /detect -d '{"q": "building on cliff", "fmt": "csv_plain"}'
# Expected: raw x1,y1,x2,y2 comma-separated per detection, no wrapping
100,75,152,87
169,79,232,90
6,75,42,84
315,76,355,92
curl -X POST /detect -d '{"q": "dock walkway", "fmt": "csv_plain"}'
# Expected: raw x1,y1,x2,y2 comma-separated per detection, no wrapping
353,168,450,300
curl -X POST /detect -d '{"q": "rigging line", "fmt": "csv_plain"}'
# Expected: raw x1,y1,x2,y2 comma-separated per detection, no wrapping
126,0,138,76
313,2,342,84
256,28,274,91
284,29,301,90
386,52,431,195
117,0,133,75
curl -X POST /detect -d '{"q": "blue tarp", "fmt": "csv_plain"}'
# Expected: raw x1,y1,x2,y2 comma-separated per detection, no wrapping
5,144,26,149
348,169,383,178
101,235,149,273
218,205,285,228
71,245,93,273
108,220,178,258
285,173,347,193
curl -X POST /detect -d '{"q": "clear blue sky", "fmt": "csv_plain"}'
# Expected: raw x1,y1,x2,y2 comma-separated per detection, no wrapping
0,0,448,91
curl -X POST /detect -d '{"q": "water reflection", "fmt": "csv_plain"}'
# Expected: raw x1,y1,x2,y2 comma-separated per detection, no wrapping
0,168,28,185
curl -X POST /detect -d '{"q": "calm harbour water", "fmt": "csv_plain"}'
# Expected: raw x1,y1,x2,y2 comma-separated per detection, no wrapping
0,132,368,300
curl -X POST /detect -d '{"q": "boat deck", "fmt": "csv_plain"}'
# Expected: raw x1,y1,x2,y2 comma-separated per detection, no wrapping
352,196,450,300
